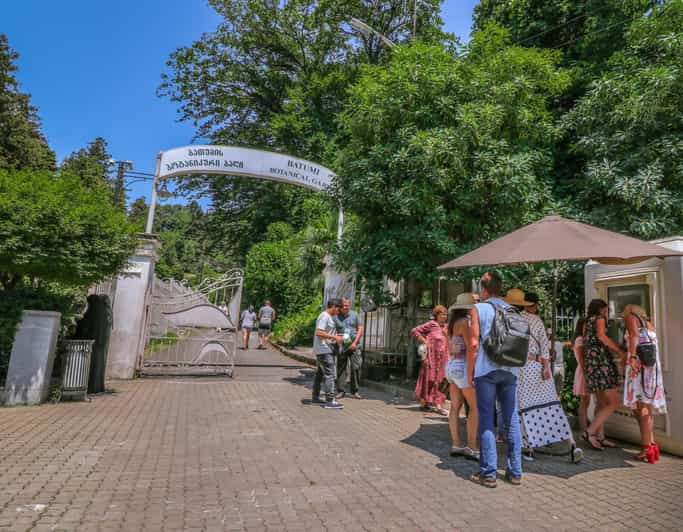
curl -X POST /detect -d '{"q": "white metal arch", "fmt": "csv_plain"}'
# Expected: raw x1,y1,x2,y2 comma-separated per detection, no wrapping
145,145,341,238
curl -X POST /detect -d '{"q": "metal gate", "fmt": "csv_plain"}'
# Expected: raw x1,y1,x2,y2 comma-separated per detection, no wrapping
142,269,243,376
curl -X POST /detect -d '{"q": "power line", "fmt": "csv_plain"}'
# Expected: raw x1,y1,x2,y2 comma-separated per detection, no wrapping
514,13,589,46
550,0,674,50
511,0,671,49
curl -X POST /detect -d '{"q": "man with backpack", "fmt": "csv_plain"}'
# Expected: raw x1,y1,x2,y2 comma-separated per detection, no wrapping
467,272,529,488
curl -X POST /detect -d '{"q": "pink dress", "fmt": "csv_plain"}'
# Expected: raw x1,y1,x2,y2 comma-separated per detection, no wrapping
412,320,447,405
572,336,588,396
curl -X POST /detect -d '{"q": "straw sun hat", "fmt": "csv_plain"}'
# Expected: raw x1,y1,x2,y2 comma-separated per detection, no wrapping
504,288,533,307
449,292,476,312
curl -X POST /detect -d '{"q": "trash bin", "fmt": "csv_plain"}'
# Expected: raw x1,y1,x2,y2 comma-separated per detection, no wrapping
61,340,94,401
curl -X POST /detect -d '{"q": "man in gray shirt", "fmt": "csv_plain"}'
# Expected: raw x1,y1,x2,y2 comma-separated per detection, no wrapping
257,300,276,349
335,298,364,399
312,298,344,409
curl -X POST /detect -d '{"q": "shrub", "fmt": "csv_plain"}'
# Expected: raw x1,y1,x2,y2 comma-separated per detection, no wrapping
272,297,322,348
0,169,137,287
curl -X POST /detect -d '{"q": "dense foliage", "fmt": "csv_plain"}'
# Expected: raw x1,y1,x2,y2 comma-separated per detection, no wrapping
243,216,333,316
271,297,322,347
159,0,447,265
335,30,569,294
562,1,683,238
473,0,651,70
0,169,137,288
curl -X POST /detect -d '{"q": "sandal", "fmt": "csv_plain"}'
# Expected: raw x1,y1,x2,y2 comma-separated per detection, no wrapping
463,447,480,461
633,446,650,462
450,446,467,457
582,431,603,451
598,438,617,448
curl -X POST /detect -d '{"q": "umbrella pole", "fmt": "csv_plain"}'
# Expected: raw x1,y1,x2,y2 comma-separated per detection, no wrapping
550,261,559,365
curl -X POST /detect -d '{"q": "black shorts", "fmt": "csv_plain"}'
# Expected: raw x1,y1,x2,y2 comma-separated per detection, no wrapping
259,323,272,333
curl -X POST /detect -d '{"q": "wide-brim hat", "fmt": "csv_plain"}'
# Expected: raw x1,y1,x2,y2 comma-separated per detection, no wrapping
504,288,533,307
449,292,476,311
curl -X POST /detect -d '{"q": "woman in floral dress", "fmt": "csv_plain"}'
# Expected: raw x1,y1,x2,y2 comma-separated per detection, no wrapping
583,299,625,450
412,305,448,415
623,304,666,463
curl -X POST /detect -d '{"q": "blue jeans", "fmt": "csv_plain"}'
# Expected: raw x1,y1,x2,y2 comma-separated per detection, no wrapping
474,370,522,479
312,353,336,401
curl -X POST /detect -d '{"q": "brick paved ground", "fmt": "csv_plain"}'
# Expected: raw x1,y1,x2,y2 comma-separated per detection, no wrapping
1,345,682,531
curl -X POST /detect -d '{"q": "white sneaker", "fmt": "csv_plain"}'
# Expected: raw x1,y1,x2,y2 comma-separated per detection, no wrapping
323,400,344,409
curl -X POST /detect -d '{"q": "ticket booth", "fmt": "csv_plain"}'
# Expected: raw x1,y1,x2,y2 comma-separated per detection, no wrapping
584,236,683,456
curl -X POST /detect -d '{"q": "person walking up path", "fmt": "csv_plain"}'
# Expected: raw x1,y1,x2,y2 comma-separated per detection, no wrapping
257,300,276,349
335,298,364,399
468,272,523,488
239,305,257,350
312,299,345,409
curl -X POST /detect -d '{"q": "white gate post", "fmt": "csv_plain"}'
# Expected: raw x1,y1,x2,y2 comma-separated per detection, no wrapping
106,235,160,379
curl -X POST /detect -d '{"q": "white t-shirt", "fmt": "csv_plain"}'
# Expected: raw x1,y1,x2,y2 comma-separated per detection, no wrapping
313,311,337,355
241,310,257,328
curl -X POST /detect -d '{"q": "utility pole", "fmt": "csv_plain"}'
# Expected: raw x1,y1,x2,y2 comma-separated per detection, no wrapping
111,159,133,209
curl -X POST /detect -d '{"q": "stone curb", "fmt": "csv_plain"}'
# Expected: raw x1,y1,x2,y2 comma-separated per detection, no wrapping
269,342,416,401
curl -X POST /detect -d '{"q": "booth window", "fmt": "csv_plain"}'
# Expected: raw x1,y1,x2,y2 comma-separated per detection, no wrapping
606,283,651,347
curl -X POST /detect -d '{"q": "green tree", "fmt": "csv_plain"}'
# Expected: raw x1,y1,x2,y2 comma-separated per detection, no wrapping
562,0,683,238
0,169,137,289
128,196,149,232
60,137,112,189
334,31,570,299
0,34,55,171
473,0,651,70
243,222,315,315
159,0,448,264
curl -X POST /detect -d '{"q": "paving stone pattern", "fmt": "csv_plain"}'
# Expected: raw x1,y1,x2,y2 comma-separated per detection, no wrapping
0,345,681,531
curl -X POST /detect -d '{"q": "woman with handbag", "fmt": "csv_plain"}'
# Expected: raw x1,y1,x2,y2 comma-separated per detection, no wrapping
445,294,479,460
412,305,449,416
623,304,666,463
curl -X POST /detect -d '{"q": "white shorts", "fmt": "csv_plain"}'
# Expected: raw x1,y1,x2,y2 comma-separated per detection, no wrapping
446,357,469,389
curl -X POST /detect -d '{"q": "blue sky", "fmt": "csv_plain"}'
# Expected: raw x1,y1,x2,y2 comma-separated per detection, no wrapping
3,0,478,203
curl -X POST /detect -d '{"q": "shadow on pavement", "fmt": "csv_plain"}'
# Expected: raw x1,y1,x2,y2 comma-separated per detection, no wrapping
402,421,639,480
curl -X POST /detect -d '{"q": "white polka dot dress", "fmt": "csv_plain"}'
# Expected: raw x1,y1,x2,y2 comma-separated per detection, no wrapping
518,312,572,448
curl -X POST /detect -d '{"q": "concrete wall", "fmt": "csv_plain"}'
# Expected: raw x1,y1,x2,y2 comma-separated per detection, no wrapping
585,237,683,455
2,311,60,405
106,235,160,380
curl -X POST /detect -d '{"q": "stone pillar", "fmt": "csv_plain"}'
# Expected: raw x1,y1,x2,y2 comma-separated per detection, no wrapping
3,310,61,405
106,234,160,380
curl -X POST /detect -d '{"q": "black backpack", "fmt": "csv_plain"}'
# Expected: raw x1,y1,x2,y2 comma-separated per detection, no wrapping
482,302,530,367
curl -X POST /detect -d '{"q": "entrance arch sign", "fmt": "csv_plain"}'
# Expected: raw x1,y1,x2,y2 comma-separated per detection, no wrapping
146,145,337,234
157,145,335,191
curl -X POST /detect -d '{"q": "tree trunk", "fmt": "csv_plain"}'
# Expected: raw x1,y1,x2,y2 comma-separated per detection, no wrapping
0,272,20,290
405,278,421,379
